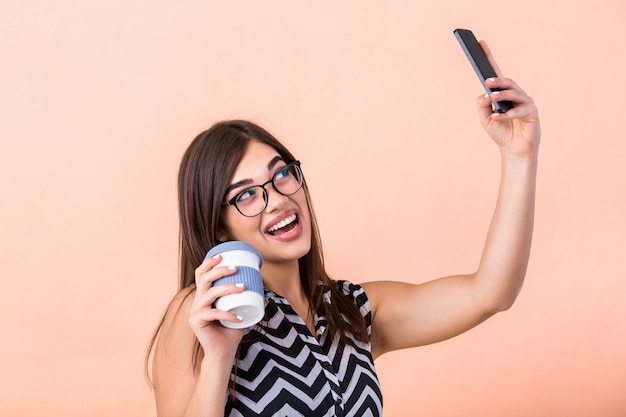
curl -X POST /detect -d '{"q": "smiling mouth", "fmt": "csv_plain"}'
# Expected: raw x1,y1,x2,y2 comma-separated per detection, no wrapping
267,214,298,235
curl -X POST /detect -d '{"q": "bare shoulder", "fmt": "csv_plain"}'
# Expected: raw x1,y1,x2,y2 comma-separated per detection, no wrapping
161,287,196,334
153,287,197,383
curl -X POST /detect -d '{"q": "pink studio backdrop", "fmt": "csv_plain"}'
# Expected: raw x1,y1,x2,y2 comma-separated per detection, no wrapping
2,1,625,416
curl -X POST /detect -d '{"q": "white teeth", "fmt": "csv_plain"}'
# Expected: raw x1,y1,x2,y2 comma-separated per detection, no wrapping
268,214,297,233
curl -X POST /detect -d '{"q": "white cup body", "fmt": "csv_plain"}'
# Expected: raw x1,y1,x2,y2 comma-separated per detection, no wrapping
215,291,265,329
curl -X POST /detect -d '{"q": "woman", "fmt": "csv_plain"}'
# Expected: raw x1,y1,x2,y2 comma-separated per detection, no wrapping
148,42,540,417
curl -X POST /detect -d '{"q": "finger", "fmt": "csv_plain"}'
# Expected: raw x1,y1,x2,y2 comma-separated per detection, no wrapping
487,77,533,108
476,93,495,121
489,88,532,107
189,306,244,329
489,100,538,122
479,40,504,77
196,266,238,296
193,282,246,310
189,283,245,319
485,77,526,95
195,262,238,294
195,254,222,281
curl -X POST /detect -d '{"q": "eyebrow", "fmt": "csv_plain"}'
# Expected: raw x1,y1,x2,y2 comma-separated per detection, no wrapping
225,155,285,196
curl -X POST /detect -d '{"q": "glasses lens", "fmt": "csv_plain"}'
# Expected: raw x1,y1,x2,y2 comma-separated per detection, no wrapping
235,186,267,217
273,163,303,196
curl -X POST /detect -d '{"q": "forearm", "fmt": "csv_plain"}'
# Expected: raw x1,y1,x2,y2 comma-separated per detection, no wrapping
475,151,538,310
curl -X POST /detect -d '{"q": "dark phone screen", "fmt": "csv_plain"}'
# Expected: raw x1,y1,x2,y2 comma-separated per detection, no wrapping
454,29,497,80
454,28,513,112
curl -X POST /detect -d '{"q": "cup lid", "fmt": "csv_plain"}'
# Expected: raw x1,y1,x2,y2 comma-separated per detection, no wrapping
205,241,263,267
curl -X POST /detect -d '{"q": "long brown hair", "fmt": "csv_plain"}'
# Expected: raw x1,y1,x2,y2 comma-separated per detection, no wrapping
146,120,367,379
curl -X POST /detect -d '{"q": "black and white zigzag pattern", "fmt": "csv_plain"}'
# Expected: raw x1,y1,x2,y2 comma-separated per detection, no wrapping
225,281,383,417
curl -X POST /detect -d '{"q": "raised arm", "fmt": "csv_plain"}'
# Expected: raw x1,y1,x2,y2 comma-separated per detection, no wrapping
364,40,540,359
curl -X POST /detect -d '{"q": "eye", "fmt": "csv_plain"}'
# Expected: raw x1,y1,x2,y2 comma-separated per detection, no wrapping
273,166,290,182
236,187,260,204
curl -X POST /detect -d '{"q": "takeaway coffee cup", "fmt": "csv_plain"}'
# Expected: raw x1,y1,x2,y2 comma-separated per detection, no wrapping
205,241,264,329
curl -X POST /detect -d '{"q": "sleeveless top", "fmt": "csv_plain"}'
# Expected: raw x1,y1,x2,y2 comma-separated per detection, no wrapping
225,280,383,417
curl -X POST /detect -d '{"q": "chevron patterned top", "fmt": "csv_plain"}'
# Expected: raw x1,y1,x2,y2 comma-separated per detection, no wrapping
225,280,383,417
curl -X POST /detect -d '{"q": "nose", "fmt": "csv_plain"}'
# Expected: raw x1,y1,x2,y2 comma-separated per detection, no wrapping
263,184,289,213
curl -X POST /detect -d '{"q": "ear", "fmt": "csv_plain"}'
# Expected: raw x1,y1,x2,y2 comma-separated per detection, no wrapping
216,224,229,242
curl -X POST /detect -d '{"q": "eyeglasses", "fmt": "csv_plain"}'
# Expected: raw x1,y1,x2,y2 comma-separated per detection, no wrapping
221,161,303,217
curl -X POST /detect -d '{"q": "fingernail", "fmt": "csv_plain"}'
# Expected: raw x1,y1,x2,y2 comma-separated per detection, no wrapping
236,315,244,321
487,77,496,82
227,265,236,270
235,283,245,288
491,91,501,96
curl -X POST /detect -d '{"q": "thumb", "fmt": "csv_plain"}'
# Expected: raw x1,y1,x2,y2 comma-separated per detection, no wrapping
476,93,495,126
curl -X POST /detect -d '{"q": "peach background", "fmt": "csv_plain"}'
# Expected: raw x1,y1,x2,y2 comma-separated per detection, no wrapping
2,1,625,416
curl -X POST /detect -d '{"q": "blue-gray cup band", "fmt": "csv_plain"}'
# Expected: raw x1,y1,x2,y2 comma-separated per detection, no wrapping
213,266,263,297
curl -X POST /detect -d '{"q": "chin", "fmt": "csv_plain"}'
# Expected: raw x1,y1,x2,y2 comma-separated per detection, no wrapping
264,234,312,264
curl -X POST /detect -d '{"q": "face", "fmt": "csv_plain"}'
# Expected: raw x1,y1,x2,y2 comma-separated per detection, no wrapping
220,140,312,267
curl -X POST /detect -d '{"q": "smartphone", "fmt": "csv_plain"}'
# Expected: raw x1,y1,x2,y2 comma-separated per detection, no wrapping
453,28,513,113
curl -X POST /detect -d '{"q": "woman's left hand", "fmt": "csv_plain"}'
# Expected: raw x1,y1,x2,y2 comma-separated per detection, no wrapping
477,41,541,158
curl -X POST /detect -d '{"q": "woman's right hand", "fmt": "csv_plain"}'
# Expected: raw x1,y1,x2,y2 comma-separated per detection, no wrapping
189,255,246,361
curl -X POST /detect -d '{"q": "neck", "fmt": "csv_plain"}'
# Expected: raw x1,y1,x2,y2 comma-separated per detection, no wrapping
261,259,304,300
